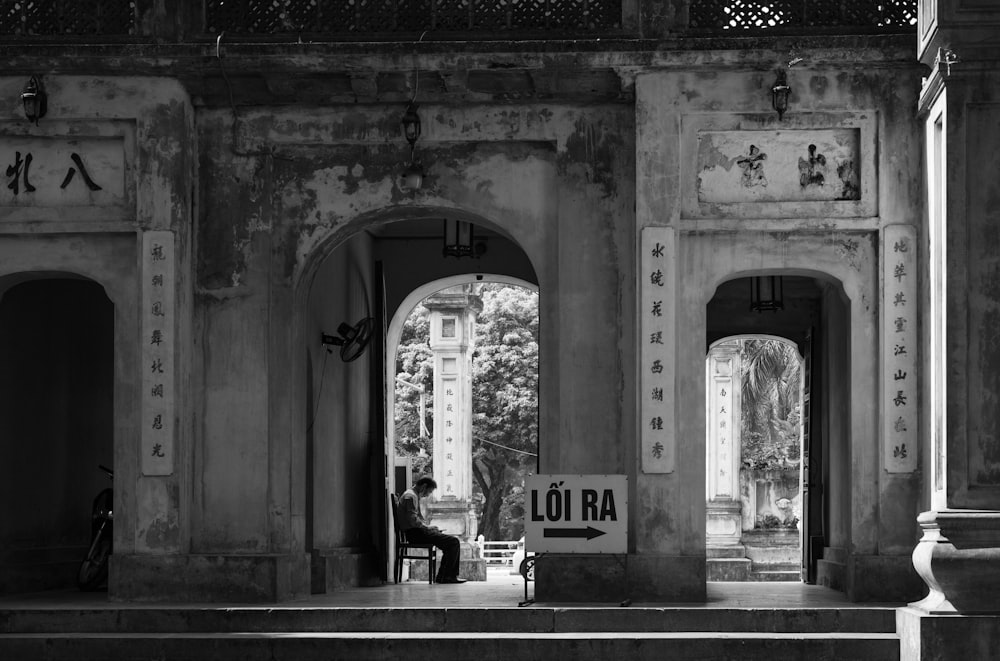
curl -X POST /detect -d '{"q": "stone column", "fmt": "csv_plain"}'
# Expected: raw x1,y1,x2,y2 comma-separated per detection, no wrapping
705,342,749,580
423,288,486,580
900,4,1000,658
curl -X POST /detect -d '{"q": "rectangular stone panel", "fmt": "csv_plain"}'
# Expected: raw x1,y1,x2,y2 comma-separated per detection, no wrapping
0,121,134,223
697,129,860,203
681,113,876,221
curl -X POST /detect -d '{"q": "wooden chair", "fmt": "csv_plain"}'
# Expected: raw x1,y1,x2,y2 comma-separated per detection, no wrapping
390,493,437,584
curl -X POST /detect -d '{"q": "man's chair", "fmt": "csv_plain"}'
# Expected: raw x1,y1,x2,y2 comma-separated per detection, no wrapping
390,493,437,584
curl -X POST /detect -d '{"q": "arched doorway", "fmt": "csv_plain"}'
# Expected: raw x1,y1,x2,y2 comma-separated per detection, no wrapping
705,273,851,585
388,276,539,581
0,274,114,592
296,211,538,592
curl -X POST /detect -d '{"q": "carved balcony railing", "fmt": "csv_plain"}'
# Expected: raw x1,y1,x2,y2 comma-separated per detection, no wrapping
0,0,918,40
203,0,623,36
0,0,136,36
689,0,917,32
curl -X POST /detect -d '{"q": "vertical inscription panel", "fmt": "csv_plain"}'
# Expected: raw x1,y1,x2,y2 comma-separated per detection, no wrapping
142,231,175,476
883,224,918,473
440,375,458,497
641,227,675,473
707,351,738,498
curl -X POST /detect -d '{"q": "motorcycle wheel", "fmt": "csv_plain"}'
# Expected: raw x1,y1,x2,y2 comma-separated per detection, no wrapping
77,533,111,591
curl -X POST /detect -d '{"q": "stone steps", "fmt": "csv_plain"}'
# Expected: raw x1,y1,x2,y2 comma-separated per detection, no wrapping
0,631,901,661
0,605,898,634
0,605,901,660
749,570,804,582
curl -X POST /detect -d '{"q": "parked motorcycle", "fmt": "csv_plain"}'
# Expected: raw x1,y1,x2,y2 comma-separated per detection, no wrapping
77,464,113,591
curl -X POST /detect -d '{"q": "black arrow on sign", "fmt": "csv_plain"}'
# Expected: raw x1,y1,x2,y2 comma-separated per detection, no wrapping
543,526,606,540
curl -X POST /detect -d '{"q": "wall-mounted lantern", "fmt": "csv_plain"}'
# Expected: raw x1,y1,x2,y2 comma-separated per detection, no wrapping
771,70,790,121
750,275,784,313
21,75,47,125
400,102,423,190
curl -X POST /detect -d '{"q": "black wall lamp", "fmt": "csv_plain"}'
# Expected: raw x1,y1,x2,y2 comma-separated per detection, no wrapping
400,102,424,190
750,275,784,313
771,70,790,121
21,75,47,125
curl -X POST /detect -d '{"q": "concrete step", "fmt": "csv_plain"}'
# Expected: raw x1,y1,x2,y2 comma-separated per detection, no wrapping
0,605,897,634
0,631,901,661
750,569,803,582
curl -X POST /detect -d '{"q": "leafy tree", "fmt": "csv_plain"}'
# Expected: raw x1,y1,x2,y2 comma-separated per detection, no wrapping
471,285,538,541
393,305,433,478
739,338,802,470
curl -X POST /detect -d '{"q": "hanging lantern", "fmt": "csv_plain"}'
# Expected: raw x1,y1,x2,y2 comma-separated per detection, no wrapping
750,276,784,313
443,219,475,259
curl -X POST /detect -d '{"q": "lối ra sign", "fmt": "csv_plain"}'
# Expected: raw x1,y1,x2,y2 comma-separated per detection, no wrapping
524,475,627,554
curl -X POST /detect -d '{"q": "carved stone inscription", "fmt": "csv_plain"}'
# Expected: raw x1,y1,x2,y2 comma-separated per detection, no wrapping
0,136,124,207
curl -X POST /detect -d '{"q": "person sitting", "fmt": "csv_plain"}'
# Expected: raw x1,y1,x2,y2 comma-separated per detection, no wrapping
398,477,466,584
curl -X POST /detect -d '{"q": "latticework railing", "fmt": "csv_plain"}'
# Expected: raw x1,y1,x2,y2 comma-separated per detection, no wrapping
690,0,917,31
0,0,136,36
202,0,622,35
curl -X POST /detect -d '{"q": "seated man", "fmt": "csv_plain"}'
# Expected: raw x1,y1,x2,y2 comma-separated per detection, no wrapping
398,477,466,584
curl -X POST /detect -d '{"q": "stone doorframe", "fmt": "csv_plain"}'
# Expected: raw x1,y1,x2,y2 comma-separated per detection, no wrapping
0,236,139,559
676,231,878,593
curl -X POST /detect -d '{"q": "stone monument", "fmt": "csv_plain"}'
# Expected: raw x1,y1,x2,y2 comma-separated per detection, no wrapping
422,287,487,581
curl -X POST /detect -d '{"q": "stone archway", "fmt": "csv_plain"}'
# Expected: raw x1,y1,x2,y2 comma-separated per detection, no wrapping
292,209,540,591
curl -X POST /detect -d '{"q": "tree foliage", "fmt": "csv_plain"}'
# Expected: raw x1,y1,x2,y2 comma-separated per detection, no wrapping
393,305,433,479
471,285,538,541
739,338,802,470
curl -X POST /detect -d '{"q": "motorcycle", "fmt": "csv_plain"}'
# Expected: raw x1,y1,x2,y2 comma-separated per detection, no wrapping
77,464,113,591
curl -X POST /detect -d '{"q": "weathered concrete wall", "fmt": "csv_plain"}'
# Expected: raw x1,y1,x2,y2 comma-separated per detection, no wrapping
307,232,373,551
193,99,633,597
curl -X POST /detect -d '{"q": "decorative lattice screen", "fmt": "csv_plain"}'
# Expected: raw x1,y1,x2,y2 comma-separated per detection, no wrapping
689,0,917,30
0,0,136,35
203,0,622,34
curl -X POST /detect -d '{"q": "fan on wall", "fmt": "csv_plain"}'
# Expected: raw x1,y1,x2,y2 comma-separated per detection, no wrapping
321,316,375,362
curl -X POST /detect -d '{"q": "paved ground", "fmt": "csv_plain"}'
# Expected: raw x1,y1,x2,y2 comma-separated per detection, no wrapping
0,568,905,610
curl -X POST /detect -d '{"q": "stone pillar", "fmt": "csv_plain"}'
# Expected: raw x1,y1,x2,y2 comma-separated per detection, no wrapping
900,4,1000,657
423,288,486,580
705,342,749,580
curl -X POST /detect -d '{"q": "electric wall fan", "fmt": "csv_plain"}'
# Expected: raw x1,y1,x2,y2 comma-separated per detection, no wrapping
322,316,375,362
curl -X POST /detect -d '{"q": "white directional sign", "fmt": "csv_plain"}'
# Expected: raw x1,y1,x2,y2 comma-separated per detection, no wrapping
524,475,627,554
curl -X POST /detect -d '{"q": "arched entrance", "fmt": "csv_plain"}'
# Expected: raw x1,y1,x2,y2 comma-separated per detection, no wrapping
295,210,538,592
704,273,852,586
0,274,114,592
387,275,539,582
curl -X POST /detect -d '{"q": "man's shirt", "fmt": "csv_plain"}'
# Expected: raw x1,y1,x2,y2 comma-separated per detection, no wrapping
398,489,427,531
